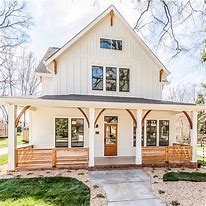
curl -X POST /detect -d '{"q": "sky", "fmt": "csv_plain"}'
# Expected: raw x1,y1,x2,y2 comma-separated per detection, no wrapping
26,0,206,91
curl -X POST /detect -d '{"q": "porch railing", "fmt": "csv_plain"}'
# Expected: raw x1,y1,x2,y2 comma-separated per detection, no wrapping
142,145,192,165
16,147,89,169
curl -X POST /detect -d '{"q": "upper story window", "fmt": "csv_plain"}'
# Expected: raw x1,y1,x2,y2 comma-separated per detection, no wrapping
100,38,122,50
106,67,117,91
92,65,130,92
119,68,129,92
92,65,103,90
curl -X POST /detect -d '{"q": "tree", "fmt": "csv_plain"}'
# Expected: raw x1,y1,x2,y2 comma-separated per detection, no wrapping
134,1,206,58
0,0,32,66
196,88,206,145
0,49,40,122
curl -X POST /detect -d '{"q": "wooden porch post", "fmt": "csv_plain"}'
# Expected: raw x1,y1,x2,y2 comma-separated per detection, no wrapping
191,111,197,162
135,109,142,165
8,104,17,171
88,108,95,167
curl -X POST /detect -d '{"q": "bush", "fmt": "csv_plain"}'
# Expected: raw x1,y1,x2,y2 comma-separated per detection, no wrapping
163,171,206,182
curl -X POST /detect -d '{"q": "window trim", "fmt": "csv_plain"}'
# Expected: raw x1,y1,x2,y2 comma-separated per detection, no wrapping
91,65,130,93
100,38,123,50
159,120,170,146
119,68,130,92
71,118,85,148
54,116,85,148
92,65,104,91
146,119,157,147
106,67,117,91
55,117,69,148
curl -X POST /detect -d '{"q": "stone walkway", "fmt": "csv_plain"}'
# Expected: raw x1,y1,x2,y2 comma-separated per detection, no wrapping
89,169,164,206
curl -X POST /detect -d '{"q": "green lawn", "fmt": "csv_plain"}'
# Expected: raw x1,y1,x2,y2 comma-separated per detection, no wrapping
0,177,90,206
163,171,206,182
197,156,206,166
0,133,27,148
0,154,8,165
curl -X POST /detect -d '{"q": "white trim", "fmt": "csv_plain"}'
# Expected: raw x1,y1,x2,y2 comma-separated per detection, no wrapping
45,5,170,75
0,96,202,111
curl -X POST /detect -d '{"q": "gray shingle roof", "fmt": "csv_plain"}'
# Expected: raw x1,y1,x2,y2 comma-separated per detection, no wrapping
35,47,59,73
40,94,195,105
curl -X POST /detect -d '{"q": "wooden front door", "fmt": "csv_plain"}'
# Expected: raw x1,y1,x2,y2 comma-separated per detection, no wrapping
104,124,117,156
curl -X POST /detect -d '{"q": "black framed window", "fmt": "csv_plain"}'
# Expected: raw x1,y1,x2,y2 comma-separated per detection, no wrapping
146,120,157,146
112,39,122,50
106,67,117,91
159,120,169,146
100,38,111,49
100,38,122,50
119,68,129,92
71,118,84,147
55,118,68,148
104,116,118,123
92,65,103,90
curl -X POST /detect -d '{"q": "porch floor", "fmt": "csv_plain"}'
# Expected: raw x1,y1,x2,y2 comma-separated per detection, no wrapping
94,156,135,166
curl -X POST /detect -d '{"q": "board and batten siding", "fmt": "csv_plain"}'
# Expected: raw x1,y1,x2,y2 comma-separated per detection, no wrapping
42,13,162,99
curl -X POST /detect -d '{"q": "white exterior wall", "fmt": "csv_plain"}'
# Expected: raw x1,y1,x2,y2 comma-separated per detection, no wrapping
31,107,89,148
94,109,135,157
31,107,176,156
42,14,162,99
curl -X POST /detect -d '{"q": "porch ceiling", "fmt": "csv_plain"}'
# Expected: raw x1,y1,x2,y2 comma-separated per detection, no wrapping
0,94,203,111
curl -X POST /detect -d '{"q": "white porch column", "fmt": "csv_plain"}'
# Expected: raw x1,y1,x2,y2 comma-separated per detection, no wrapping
28,110,32,144
136,109,142,165
191,111,197,162
7,104,17,171
88,107,95,167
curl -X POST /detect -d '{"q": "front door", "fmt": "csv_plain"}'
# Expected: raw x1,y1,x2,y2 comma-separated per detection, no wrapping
104,124,117,156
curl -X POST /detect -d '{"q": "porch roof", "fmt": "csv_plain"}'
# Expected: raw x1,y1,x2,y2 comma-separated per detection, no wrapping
40,94,194,106
0,94,202,111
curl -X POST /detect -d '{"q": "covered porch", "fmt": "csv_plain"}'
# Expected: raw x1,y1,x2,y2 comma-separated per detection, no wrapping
0,94,200,171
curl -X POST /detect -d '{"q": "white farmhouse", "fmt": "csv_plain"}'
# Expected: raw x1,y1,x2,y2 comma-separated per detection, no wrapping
0,5,200,171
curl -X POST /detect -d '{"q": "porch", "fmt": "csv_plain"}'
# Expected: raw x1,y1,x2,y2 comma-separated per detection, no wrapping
0,94,200,171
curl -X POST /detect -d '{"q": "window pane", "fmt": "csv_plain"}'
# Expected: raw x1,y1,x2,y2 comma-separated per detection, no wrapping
92,65,103,90
112,40,122,50
159,120,169,146
146,120,157,146
119,68,129,92
100,38,111,49
71,118,84,147
104,116,118,123
106,67,117,91
55,118,68,148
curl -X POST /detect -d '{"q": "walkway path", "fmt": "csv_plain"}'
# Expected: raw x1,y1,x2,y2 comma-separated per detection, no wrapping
89,169,164,206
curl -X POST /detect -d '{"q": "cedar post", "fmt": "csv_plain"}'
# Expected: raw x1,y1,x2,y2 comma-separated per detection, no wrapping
165,147,169,163
52,149,57,168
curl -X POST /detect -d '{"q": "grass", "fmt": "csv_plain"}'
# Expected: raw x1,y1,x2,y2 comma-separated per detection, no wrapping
0,154,8,165
163,171,206,182
0,176,90,206
197,156,206,166
0,133,27,148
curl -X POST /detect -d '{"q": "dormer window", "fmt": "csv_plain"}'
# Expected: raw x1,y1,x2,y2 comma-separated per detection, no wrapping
100,38,122,50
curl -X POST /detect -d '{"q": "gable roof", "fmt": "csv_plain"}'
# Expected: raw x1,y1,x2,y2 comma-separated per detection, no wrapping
35,47,59,73
44,5,170,75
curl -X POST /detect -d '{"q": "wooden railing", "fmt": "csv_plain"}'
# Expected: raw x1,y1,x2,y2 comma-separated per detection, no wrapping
16,147,89,170
142,146,192,165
